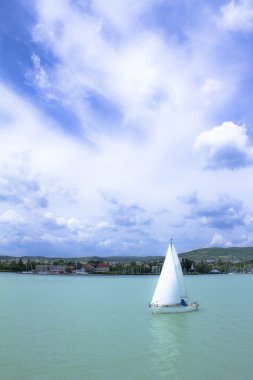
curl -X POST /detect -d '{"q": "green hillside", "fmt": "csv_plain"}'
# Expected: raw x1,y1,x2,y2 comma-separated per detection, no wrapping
180,247,253,262
81,255,165,262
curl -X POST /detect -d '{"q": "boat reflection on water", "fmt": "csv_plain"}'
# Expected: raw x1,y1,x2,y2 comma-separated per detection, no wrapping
149,315,188,380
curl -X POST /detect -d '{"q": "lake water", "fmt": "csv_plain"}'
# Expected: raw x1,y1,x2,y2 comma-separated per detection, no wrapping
0,273,252,380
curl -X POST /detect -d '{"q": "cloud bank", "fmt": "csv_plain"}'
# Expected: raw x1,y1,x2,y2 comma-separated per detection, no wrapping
1,0,253,255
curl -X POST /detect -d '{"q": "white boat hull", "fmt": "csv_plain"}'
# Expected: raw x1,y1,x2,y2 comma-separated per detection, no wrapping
150,302,199,314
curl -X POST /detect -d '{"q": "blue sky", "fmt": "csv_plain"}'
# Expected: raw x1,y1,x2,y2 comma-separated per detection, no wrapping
1,0,253,257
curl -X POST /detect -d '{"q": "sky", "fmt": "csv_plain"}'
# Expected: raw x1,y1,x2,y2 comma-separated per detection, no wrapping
1,0,253,257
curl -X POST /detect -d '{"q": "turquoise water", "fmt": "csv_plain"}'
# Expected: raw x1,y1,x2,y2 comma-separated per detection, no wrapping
0,273,252,380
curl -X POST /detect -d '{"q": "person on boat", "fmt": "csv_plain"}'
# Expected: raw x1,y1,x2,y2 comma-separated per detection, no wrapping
181,299,188,307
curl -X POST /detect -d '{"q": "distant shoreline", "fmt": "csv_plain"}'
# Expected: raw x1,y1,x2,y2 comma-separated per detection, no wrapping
0,271,252,276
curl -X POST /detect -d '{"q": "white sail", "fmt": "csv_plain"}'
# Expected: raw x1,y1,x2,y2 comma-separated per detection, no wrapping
171,243,188,300
151,240,187,306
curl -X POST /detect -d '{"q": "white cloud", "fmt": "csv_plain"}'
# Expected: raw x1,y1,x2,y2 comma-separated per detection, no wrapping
209,232,253,247
30,53,51,91
92,0,150,34
209,233,233,247
95,221,114,230
209,233,225,246
194,121,253,170
99,238,115,247
30,0,239,141
201,77,222,106
244,214,253,225
220,0,253,32
184,193,247,230
0,209,25,225
238,234,253,245
40,233,68,244
25,0,242,204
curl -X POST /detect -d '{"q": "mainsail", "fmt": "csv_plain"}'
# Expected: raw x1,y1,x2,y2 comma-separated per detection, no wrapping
151,239,188,306
171,243,188,300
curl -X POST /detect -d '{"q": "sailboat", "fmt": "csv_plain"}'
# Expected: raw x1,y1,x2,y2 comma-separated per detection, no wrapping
150,239,199,313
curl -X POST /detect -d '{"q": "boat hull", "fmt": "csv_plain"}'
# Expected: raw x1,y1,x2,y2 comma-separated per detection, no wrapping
150,302,199,314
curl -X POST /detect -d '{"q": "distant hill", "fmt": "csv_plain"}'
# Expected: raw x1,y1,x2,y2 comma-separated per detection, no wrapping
180,247,253,261
0,254,164,263
1,247,253,262
0,256,15,260
69,250,253,262
67,256,165,263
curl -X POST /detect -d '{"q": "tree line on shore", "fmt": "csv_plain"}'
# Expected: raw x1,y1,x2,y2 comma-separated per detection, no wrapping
0,256,253,274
